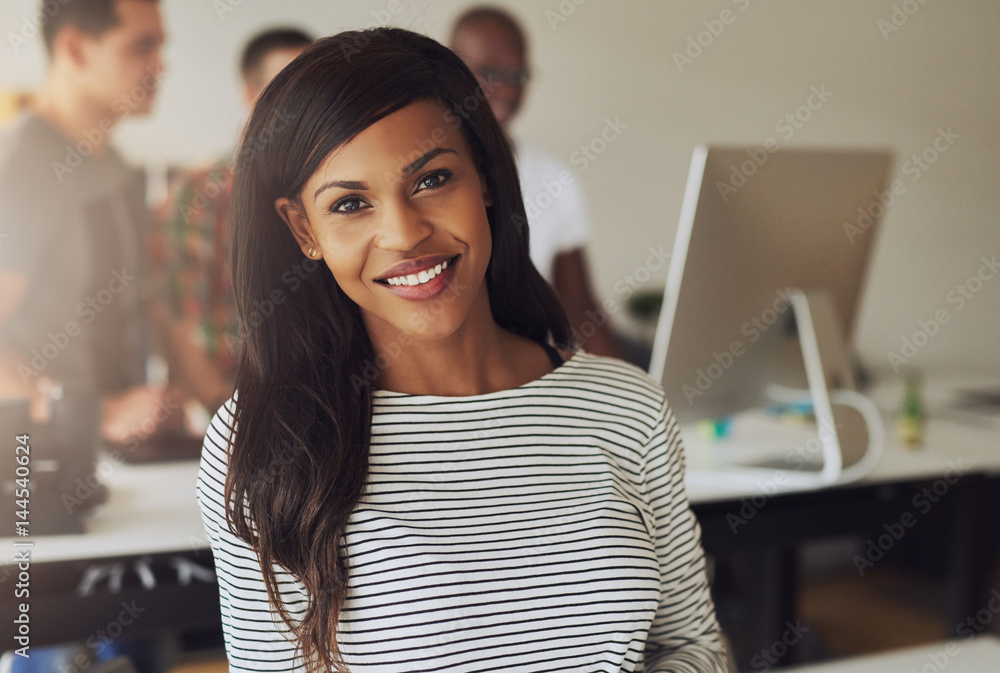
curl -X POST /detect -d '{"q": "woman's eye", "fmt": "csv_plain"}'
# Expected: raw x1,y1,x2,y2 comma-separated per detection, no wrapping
415,170,452,192
331,197,366,214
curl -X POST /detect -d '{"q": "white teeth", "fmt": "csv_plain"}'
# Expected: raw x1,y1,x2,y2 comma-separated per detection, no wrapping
384,258,453,287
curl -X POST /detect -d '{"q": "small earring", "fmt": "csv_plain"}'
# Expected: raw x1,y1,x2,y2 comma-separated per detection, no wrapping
307,247,320,259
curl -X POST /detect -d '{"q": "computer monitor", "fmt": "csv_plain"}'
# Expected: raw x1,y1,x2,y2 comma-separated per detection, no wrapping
649,146,893,486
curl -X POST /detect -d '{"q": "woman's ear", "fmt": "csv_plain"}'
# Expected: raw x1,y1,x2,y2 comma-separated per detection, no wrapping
275,196,318,257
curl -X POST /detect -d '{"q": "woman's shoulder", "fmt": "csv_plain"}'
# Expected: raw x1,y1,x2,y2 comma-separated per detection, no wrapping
560,349,661,383
201,393,238,466
549,350,667,409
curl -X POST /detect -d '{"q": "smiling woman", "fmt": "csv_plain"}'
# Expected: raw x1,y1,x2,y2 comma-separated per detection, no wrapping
275,99,498,360
196,27,730,673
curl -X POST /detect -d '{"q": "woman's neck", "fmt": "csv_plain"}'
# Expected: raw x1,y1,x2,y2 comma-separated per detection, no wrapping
367,296,553,397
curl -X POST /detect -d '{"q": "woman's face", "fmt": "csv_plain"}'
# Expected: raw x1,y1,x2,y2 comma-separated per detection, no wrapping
277,98,494,344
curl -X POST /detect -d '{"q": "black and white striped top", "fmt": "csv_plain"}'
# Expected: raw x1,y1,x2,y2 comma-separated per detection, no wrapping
197,352,729,672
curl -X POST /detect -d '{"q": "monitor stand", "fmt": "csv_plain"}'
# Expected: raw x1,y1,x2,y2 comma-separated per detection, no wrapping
684,288,884,493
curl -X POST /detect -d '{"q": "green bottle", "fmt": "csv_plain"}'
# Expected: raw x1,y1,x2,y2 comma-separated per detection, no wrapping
897,370,924,448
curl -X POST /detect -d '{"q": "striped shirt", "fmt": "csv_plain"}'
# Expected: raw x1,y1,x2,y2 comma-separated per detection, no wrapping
197,352,729,672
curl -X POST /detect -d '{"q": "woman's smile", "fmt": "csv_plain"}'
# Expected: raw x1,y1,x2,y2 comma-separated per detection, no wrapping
375,253,460,300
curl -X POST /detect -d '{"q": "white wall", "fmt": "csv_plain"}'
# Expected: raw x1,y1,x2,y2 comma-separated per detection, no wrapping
3,0,998,375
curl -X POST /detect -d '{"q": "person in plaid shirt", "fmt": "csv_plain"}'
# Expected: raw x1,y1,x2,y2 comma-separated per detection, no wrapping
151,28,311,417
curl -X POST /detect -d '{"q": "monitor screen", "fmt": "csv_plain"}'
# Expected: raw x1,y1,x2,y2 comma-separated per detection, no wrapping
650,146,893,423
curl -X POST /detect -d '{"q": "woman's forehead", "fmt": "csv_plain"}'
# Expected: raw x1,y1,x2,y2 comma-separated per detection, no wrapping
308,99,472,184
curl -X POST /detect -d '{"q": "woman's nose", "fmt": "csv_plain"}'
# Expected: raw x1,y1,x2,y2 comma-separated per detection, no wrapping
374,201,433,251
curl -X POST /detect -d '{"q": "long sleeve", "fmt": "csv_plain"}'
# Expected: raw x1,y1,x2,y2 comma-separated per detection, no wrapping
196,399,308,671
641,397,731,672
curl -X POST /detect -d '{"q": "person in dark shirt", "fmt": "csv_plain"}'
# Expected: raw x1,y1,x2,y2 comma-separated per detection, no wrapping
0,1,172,670
0,0,180,446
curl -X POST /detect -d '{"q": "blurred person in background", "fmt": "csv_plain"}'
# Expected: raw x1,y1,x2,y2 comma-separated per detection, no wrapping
150,28,312,428
0,0,179,445
0,1,179,671
450,6,628,361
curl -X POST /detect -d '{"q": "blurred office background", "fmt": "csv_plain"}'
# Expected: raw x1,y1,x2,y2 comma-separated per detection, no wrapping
2,0,998,375
2,1,998,671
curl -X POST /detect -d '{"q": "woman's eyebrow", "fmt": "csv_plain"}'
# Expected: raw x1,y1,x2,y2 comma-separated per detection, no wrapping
314,179,367,200
313,147,458,200
401,147,458,177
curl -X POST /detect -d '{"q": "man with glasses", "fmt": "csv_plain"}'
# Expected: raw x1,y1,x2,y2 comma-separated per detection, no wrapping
450,6,625,359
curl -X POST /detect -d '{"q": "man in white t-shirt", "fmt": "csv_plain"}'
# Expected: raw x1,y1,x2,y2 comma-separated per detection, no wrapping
450,7,623,359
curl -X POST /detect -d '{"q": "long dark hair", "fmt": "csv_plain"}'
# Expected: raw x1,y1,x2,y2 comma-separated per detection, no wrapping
225,28,569,671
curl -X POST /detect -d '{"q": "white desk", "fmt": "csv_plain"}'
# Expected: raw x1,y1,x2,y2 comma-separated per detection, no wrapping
783,635,1000,672
0,460,207,564
683,374,1000,503
0,459,215,648
3,375,993,560
680,374,1000,671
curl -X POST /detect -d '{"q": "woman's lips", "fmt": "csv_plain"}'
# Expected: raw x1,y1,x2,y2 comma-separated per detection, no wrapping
376,253,455,282
378,255,459,301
